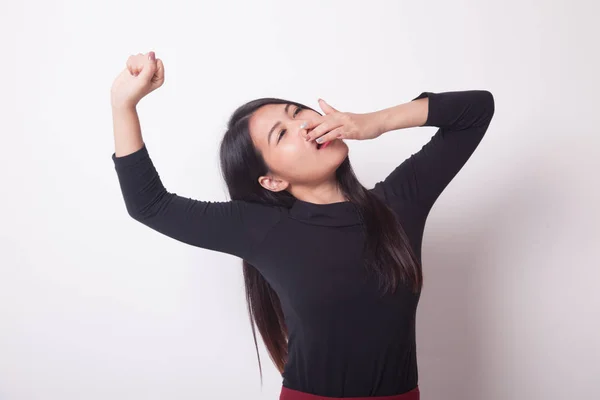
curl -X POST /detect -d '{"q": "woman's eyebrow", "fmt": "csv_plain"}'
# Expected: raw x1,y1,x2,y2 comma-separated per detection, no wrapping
267,103,292,146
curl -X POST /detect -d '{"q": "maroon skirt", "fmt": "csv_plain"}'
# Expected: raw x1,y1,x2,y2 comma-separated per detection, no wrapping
279,385,420,400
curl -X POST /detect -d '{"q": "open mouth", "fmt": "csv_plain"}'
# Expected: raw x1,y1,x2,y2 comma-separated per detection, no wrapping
316,141,331,150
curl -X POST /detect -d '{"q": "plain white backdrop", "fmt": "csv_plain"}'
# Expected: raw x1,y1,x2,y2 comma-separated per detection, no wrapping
1,0,599,399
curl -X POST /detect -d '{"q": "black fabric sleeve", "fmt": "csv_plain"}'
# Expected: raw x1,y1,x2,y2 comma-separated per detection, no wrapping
111,143,281,261
374,90,495,214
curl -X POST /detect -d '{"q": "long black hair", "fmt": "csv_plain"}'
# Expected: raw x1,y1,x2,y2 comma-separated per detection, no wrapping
219,97,422,385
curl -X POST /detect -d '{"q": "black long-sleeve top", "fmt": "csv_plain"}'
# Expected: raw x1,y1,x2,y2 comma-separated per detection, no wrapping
111,90,495,397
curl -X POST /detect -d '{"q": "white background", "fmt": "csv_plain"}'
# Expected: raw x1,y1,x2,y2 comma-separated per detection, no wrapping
2,0,599,399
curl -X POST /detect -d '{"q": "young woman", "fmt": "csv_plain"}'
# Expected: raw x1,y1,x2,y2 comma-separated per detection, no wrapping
111,51,495,400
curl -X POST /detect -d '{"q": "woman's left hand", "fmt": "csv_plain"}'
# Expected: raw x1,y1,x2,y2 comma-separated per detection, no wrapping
303,99,385,144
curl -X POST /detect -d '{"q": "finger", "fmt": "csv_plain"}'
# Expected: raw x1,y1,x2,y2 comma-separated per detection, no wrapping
306,119,343,142
126,60,135,75
318,98,338,115
127,55,144,76
299,114,324,131
128,63,141,76
154,58,165,82
298,116,322,141
139,52,158,81
315,126,344,144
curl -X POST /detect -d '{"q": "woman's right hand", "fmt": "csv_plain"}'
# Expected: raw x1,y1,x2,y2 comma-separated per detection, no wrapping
111,51,165,109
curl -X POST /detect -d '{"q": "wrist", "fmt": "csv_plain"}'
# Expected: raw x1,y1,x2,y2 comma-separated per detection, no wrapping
111,90,138,110
111,101,137,113
374,99,427,134
370,109,390,137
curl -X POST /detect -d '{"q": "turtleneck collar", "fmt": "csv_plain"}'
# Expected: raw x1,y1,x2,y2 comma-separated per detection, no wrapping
289,198,362,227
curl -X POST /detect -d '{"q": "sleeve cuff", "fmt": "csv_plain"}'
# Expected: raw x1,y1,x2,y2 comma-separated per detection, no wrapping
411,91,440,127
111,143,149,168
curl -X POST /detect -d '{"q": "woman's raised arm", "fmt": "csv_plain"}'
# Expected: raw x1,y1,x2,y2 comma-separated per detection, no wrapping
112,142,280,261
374,90,496,215
110,53,279,261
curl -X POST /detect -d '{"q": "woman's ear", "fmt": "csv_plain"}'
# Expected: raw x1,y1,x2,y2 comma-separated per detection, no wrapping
258,175,289,192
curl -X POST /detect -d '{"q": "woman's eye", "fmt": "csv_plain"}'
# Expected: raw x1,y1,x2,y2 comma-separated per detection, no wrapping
277,107,302,142
278,129,286,142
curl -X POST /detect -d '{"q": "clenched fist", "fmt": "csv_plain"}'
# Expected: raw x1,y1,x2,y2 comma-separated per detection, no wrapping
111,51,165,109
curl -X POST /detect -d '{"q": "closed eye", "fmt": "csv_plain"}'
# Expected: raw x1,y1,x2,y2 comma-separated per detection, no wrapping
293,106,302,117
277,106,303,143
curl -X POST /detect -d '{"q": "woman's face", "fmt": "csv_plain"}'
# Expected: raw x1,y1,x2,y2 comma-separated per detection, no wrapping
249,103,349,193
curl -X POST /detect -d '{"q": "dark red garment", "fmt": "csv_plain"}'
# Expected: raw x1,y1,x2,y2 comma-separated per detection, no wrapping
280,385,420,400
